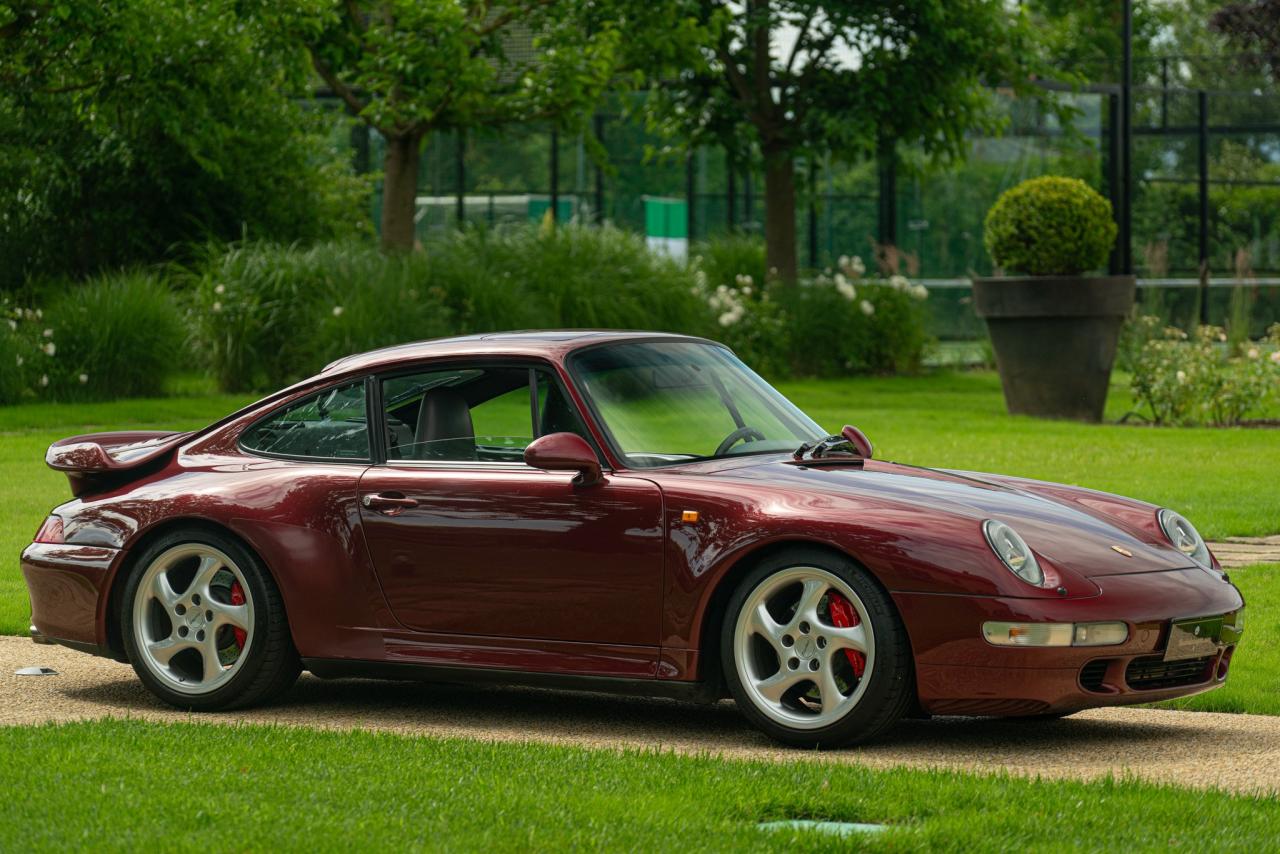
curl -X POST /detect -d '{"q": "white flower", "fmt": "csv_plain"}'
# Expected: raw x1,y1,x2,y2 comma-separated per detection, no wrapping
332,305,345,317
6,319,14,331
42,328,53,338
860,300,875,316
848,256,866,276
1176,370,1187,384
35,308,41,319
912,284,929,300
42,342,55,357
39,374,48,387
1270,351,1280,364
836,280,856,302
838,254,850,269
78,373,88,384
214,283,225,295
15,354,22,367
718,305,745,327
211,301,222,313
1246,347,1259,360
694,270,707,288
889,274,910,291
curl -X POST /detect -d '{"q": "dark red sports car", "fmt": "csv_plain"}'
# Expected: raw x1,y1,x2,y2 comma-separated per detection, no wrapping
22,331,1244,746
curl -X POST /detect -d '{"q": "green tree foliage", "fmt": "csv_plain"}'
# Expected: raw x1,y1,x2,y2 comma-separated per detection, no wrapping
0,1,366,289
273,1,634,251
1212,0,1280,83
984,176,1117,276
637,0,1055,284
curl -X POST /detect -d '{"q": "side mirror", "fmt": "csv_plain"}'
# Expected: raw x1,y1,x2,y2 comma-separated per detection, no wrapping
524,432,605,487
841,424,874,459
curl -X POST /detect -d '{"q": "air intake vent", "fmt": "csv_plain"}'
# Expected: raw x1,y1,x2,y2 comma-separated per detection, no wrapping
1125,655,1213,691
1079,659,1110,692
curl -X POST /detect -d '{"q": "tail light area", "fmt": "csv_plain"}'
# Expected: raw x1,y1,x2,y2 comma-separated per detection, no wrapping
33,515,65,544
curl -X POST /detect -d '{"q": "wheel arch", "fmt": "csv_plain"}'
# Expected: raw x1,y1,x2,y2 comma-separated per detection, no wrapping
103,517,292,660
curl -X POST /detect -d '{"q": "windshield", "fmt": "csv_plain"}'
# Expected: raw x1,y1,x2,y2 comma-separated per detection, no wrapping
570,341,825,467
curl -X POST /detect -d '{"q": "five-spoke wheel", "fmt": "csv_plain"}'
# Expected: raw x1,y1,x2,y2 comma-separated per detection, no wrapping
132,544,254,694
733,566,874,729
721,548,913,747
122,528,300,710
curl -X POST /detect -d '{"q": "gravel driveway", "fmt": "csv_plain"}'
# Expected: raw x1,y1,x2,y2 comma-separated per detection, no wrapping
4,635,1278,795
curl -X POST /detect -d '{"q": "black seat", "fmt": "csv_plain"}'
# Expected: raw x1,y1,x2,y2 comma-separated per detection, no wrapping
414,388,476,460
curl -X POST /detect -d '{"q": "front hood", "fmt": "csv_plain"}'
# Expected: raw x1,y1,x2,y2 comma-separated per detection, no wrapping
716,456,1190,577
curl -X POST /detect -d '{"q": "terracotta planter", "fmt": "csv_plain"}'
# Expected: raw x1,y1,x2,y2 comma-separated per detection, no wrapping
971,275,1136,422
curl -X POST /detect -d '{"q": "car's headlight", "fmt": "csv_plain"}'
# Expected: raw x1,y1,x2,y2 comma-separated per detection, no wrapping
1158,509,1212,569
983,519,1044,586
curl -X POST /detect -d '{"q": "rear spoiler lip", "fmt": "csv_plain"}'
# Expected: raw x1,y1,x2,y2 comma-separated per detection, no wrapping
45,431,192,474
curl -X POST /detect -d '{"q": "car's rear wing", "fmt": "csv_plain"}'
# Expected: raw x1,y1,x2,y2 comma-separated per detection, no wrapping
46,431,190,497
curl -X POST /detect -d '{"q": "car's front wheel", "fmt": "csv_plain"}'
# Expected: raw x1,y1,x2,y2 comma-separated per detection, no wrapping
721,548,914,747
121,528,300,710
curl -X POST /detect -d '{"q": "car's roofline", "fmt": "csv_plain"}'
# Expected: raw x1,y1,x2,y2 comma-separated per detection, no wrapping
320,330,723,376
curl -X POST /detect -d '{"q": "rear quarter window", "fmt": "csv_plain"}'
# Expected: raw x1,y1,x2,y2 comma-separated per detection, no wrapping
240,380,370,461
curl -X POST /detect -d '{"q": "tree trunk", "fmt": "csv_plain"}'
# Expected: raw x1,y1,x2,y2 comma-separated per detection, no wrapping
763,148,798,284
380,130,424,252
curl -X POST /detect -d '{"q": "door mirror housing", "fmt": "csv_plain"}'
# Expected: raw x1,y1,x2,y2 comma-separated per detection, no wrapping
524,433,604,487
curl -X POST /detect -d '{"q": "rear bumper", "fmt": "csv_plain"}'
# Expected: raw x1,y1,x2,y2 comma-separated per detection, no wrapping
21,542,122,656
895,567,1245,716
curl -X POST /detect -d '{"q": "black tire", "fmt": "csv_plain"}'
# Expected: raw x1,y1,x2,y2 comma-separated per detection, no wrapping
121,526,300,711
720,546,914,748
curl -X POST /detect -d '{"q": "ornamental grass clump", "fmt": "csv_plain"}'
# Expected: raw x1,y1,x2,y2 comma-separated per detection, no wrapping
1,272,185,403
984,176,1117,276
1130,319,1280,426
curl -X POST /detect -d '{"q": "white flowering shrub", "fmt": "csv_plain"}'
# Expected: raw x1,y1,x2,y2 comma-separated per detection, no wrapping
782,255,931,375
1130,320,1280,425
690,266,792,377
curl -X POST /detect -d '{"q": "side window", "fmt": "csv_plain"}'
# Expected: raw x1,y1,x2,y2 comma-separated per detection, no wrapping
240,381,370,461
381,366,593,463
470,385,535,452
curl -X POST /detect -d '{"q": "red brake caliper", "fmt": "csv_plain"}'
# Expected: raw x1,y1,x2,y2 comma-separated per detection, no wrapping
229,580,247,650
827,593,866,679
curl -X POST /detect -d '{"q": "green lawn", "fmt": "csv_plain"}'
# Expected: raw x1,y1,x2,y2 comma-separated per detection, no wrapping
3,371,1277,642
1,718,1277,852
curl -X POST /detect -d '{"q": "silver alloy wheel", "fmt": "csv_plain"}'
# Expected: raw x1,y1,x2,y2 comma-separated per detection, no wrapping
733,566,876,730
131,544,255,695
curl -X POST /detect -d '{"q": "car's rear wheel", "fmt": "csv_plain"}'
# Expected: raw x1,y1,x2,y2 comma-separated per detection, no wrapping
721,547,914,747
121,528,300,710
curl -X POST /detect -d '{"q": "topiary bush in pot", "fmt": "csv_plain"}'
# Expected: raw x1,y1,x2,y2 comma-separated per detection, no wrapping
973,176,1134,422
983,176,1117,277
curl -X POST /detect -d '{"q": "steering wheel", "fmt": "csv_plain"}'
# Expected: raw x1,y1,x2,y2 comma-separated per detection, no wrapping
714,425,767,456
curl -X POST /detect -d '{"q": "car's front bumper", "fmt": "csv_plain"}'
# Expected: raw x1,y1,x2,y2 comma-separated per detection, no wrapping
21,542,123,657
895,566,1245,716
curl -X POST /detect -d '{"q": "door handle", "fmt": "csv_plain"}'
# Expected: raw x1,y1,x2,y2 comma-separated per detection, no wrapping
362,492,419,514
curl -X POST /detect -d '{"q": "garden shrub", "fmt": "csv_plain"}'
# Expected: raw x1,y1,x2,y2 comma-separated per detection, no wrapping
1130,319,1280,426
984,176,1117,276
437,226,714,334
777,257,930,376
1,273,185,403
693,234,767,294
170,229,929,395
191,242,454,392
